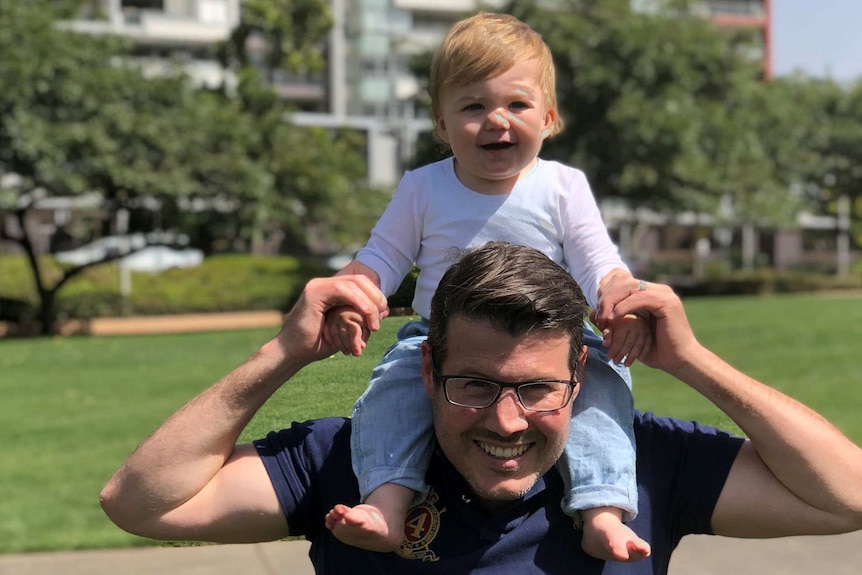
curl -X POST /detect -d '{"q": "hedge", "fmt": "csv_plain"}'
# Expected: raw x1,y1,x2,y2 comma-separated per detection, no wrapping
0,254,331,321
1,254,859,326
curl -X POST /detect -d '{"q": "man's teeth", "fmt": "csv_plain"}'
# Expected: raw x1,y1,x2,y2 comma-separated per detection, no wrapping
479,442,528,458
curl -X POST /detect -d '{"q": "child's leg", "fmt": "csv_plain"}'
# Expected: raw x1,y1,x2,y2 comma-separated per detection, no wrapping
555,322,649,562
327,325,432,552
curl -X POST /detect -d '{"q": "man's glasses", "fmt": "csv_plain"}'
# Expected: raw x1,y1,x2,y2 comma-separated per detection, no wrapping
433,363,579,412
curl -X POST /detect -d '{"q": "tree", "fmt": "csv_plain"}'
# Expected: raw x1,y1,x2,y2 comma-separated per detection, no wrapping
813,80,862,249
0,1,269,333
219,0,333,84
0,1,382,334
217,0,388,256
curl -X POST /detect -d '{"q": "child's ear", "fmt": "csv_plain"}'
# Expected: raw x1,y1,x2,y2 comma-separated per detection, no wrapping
542,109,558,138
435,117,450,144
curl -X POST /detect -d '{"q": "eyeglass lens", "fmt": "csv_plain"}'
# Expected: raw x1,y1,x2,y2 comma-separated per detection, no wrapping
445,378,571,411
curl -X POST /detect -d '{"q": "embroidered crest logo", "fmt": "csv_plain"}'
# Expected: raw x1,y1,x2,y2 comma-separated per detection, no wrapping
395,488,446,562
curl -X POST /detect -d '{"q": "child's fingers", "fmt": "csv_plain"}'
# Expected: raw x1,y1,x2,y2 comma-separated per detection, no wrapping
605,328,629,364
605,315,648,366
336,325,355,356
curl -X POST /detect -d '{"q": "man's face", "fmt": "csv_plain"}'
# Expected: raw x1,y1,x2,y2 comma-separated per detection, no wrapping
421,316,583,510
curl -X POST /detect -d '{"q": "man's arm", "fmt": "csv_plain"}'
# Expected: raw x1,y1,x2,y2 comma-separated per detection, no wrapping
99,276,388,543
615,285,862,537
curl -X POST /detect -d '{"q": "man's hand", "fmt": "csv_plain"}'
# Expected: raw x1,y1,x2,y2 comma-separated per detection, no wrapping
610,282,700,376
273,275,389,368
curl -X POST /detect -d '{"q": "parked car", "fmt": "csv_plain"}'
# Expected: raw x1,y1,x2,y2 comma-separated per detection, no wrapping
55,234,203,273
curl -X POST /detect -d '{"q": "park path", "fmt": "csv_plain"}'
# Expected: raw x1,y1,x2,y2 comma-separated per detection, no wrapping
2,531,862,574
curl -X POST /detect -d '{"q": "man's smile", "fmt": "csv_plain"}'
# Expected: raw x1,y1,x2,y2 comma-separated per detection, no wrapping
476,440,532,459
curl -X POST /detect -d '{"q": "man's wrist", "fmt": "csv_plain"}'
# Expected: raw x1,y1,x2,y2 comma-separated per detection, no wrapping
256,337,306,382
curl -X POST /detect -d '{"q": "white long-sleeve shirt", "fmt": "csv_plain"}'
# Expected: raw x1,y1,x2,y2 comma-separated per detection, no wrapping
356,157,627,317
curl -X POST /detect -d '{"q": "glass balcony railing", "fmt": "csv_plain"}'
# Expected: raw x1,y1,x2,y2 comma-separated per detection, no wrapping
703,0,765,18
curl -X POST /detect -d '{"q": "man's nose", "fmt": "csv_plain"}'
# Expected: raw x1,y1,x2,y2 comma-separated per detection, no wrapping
485,389,528,435
484,108,510,130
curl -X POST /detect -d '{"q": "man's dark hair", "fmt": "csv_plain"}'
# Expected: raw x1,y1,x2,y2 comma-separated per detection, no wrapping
427,242,588,374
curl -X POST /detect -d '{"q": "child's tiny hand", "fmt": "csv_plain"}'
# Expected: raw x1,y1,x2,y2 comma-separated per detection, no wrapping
324,305,371,357
594,268,636,330
600,313,653,367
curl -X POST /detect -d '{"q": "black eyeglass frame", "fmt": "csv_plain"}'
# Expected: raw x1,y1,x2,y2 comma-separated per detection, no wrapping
432,360,580,413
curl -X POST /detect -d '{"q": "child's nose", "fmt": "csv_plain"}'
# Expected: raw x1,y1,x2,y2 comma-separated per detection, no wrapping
485,109,510,130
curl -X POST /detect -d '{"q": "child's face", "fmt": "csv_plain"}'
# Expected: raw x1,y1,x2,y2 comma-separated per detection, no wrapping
436,58,557,194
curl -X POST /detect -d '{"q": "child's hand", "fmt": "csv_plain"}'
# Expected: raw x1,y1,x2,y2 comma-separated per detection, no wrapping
323,305,371,357
593,270,653,366
599,313,653,367
593,268,634,330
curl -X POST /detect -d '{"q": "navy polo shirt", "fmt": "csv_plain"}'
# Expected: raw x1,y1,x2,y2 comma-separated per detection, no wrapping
254,412,743,574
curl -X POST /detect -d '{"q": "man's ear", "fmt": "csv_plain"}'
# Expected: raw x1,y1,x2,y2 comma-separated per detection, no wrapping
421,340,436,397
570,345,589,406
577,344,588,383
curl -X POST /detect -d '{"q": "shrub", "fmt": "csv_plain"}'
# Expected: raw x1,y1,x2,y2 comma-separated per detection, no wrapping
0,254,332,319
671,269,862,297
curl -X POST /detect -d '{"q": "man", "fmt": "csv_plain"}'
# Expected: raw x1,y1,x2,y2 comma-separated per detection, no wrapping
101,242,862,574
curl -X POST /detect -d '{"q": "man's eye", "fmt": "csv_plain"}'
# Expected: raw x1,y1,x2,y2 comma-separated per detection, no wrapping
463,378,490,389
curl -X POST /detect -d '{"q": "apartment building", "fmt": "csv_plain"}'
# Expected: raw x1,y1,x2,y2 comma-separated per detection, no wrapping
68,0,241,89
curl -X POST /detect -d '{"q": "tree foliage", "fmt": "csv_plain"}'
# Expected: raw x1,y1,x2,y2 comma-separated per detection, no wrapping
219,0,333,81
0,0,382,334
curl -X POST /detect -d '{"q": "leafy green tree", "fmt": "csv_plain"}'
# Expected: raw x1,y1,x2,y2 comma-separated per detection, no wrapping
217,0,387,255
510,1,774,215
814,80,862,247
0,3,291,332
219,0,333,83
1,1,386,333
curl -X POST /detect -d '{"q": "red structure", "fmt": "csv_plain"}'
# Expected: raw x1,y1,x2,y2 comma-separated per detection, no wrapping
707,0,773,79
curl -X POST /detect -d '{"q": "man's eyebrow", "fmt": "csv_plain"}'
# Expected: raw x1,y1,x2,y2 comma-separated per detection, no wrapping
442,368,564,384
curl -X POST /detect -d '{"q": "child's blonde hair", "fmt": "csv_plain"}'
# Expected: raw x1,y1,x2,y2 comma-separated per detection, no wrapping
429,12,564,137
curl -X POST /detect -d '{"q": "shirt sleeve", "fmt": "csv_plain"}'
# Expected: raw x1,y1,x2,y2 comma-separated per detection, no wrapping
355,170,425,296
636,412,745,538
559,168,628,308
253,417,353,538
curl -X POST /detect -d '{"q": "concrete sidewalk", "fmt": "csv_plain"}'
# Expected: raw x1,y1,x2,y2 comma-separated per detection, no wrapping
3,531,861,574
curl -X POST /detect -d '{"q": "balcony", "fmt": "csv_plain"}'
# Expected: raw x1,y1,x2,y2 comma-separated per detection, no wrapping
67,0,238,47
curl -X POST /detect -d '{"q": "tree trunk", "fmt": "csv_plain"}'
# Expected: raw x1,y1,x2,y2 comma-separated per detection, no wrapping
37,288,58,336
13,208,59,335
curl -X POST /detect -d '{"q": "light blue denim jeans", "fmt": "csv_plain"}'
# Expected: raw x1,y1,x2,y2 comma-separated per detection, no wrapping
351,319,637,520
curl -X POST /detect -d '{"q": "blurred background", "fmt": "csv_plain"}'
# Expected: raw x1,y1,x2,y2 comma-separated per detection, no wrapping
1,0,860,335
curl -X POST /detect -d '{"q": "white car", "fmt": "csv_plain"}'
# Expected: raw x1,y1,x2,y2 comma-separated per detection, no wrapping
55,234,203,273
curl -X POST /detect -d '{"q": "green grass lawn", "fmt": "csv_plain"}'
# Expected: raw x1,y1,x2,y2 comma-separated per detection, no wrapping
1,292,860,553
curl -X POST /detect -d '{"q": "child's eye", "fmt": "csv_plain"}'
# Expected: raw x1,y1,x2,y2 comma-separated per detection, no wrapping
509,101,529,111
462,103,483,112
